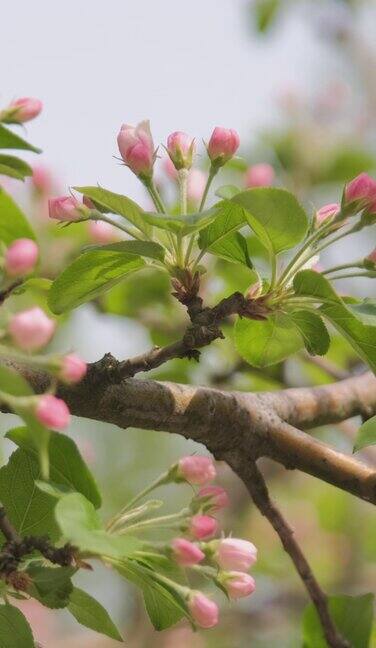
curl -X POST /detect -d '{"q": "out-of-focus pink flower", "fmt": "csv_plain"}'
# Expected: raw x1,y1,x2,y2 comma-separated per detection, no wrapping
48,196,84,222
1,97,42,123
177,456,216,485
214,538,258,571
88,220,118,244
187,169,206,204
315,202,340,225
163,156,178,180
35,394,70,430
344,173,376,208
197,485,230,511
4,238,38,277
117,120,155,178
189,515,218,540
32,165,53,194
167,131,195,170
188,592,219,628
207,127,239,166
365,248,376,265
9,307,55,351
60,354,87,384
245,163,274,188
220,571,256,599
171,538,205,566
16,599,56,645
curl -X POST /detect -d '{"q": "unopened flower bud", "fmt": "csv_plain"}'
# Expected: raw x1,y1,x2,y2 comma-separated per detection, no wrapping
344,173,376,211
4,239,38,277
48,196,88,222
188,515,218,540
188,591,219,628
315,203,340,226
171,538,205,567
245,163,274,188
219,571,256,599
117,120,155,179
196,485,230,512
35,394,70,430
177,456,216,485
59,354,87,384
213,538,258,571
9,307,55,351
207,127,240,167
1,97,42,124
167,131,195,170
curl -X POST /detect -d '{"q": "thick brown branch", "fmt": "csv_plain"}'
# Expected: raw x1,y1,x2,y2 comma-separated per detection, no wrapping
227,461,349,648
0,507,20,543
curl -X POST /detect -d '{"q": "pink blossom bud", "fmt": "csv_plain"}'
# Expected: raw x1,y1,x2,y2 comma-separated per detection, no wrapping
1,97,42,124
117,120,155,178
48,196,85,222
167,131,195,170
187,169,206,205
189,515,218,540
4,239,38,277
344,173,376,208
59,354,87,384
35,394,70,430
163,156,178,180
188,592,219,629
32,165,52,194
88,220,118,244
197,485,230,511
207,127,240,166
177,456,216,485
220,571,256,599
171,538,205,567
215,538,257,571
315,202,340,225
245,163,274,188
9,307,55,351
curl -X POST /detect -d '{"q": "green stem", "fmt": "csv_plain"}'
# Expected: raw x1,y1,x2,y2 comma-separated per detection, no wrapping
199,166,217,212
144,180,167,214
322,261,364,276
107,471,171,530
118,509,189,534
328,272,375,281
93,213,145,241
184,234,196,267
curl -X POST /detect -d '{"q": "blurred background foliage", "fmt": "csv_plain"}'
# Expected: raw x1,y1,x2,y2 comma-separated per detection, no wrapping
1,0,375,645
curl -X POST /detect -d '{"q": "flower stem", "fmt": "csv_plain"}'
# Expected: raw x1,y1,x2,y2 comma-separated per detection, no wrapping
199,166,217,212
93,213,145,241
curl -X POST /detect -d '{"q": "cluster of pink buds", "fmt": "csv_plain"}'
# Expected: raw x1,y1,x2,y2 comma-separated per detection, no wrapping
165,455,257,628
0,97,43,124
3,238,39,277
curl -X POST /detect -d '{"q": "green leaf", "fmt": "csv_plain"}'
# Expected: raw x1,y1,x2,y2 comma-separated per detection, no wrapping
198,201,246,252
206,231,253,268
0,124,41,153
234,312,303,367
27,565,75,609
0,367,50,472
55,493,141,559
0,449,59,539
290,310,330,356
48,248,146,314
215,184,241,199
68,587,123,642
232,188,308,255
0,187,35,243
7,426,101,508
353,415,376,453
88,240,165,262
293,270,376,374
74,186,150,236
0,604,34,647
348,299,376,326
114,560,187,630
143,208,217,237
302,593,374,648
0,155,32,180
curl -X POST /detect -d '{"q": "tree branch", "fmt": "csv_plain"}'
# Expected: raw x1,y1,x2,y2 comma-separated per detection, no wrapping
227,460,349,648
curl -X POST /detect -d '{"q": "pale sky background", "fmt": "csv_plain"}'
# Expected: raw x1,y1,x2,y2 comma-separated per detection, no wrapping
1,0,339,202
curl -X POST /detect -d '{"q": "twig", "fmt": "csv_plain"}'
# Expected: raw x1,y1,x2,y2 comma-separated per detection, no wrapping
300,352,350,381
0,507,20,543
235,462,350,648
